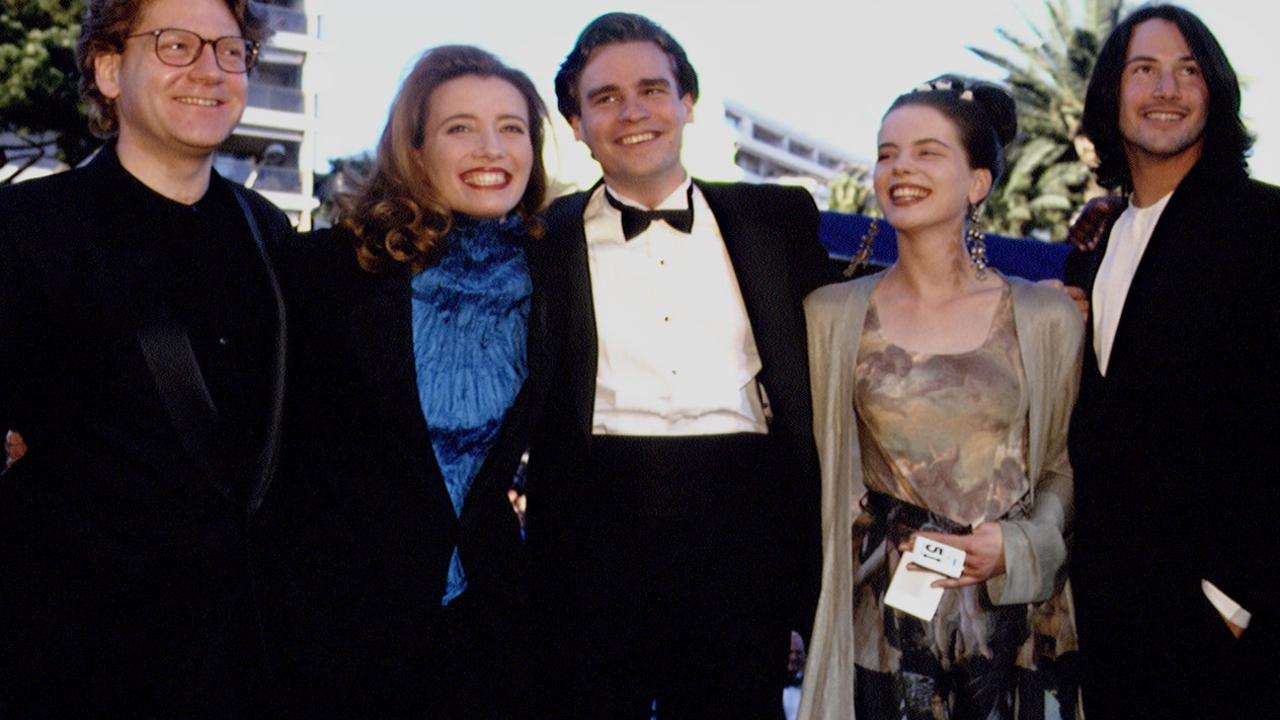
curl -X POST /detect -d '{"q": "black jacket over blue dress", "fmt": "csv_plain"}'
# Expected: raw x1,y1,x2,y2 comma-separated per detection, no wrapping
260,218,546,718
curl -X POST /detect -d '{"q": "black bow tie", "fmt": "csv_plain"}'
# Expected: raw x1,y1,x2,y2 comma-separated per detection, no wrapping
604,184,695,240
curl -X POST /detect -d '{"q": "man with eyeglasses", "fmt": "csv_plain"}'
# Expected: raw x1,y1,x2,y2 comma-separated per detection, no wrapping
0,1,292,716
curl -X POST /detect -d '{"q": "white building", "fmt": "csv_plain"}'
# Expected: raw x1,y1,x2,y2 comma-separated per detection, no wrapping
0,132,67,184
213,0,322,229
723,99,869,207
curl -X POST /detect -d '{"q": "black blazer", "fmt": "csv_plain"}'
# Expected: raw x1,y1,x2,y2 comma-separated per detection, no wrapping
1065,159,1280,703
525,180,835,634
0,148,290,715
261,224,546,714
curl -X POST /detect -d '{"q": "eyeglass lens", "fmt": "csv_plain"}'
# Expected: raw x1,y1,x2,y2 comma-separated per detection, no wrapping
153,29,255,72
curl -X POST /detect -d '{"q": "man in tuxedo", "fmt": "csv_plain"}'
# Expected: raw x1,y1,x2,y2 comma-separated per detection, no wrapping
782,631,806,720
1063,6,1280,719
525,12,834,718
0,0,291,715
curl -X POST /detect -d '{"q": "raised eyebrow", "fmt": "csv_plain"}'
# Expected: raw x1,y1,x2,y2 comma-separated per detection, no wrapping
583,83,622,103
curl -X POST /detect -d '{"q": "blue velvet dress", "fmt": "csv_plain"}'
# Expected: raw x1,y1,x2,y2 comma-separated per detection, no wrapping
409,214,530,605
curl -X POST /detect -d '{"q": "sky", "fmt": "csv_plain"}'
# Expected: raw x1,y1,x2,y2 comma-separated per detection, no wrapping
311,0,1280,191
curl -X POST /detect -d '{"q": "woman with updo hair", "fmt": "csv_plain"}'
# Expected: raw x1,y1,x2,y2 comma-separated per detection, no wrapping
799,76,1084,719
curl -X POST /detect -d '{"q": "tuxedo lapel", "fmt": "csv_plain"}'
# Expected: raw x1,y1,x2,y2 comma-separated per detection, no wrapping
86,156,235,505
1098,184,1195,382
1080,230,1112,298
346,268,441,479
698,182,789,389
1075,222,1113,384
230,187,288,515
546,189,600,438
133,296,233,501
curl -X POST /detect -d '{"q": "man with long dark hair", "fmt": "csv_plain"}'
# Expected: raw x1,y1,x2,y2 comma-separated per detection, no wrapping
1064,5,1279,718
0,1,291,715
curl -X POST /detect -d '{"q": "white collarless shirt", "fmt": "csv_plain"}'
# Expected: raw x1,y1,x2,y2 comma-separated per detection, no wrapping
1091,191,1172,376
584,179,768,436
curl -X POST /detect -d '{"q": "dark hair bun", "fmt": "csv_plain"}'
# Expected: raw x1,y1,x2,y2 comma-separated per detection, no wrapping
969,81,1018,147
925,74,1018,147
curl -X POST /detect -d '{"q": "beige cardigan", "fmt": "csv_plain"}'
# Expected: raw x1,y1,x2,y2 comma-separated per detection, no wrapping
798,272,1084,720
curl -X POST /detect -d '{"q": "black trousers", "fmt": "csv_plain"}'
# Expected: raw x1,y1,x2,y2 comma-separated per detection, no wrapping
427,588,533,720
565,433,791,720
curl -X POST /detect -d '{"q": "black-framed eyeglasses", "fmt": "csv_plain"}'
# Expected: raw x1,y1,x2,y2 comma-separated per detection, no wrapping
125,28,259,73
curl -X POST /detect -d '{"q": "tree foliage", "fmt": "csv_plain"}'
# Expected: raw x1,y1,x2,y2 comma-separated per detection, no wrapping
826,166,879,217
1,0,96,179
970,0,1125,241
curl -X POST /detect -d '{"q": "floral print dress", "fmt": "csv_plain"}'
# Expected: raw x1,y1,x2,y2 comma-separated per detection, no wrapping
851,285,1080,720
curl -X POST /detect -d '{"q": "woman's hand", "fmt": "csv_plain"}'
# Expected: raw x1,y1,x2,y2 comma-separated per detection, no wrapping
900,522,1006,588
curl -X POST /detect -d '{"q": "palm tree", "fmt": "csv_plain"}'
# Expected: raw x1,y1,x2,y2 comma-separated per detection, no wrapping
826,166,879,217
969,0,1125,241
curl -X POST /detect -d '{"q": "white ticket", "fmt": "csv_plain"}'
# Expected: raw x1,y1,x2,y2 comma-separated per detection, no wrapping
911,535,966,579
884,551,945,622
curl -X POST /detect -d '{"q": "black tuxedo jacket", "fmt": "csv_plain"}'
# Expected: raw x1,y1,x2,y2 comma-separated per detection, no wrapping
0,148,290,715
261,225,546,714
1064,159,1280,713
525,180,836,635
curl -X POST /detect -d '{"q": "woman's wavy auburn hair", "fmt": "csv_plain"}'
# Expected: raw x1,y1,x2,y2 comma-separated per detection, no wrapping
77,0,268,138
338,45,549,274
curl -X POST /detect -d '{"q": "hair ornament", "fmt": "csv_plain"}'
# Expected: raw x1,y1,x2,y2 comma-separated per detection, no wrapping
917,78,969,96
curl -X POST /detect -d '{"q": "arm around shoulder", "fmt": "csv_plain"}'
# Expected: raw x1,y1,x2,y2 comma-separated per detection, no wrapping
784,187,840,297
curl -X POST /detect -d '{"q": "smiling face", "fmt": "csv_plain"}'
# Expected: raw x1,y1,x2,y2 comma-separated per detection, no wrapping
419,74,533,219
569,40,693,207
874,104,991,237
1118,18,1208,169
94,0,247,168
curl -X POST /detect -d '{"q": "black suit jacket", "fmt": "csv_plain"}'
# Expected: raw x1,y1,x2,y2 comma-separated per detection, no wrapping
0,147,290,716
261,225,546,715
1065,159,1280,711
525,180,835,635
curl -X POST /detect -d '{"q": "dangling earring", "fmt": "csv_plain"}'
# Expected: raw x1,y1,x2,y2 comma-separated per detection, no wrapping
843,217,880,278
966,204,989,280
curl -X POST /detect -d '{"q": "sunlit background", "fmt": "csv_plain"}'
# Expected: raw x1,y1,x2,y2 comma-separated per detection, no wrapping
316,0,1278,189
2,0,1274,235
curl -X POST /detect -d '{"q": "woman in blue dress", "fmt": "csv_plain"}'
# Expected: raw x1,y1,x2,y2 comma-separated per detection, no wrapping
262,45,550,718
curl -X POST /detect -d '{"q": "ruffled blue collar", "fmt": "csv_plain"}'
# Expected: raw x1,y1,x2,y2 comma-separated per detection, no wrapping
438,213,525,261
